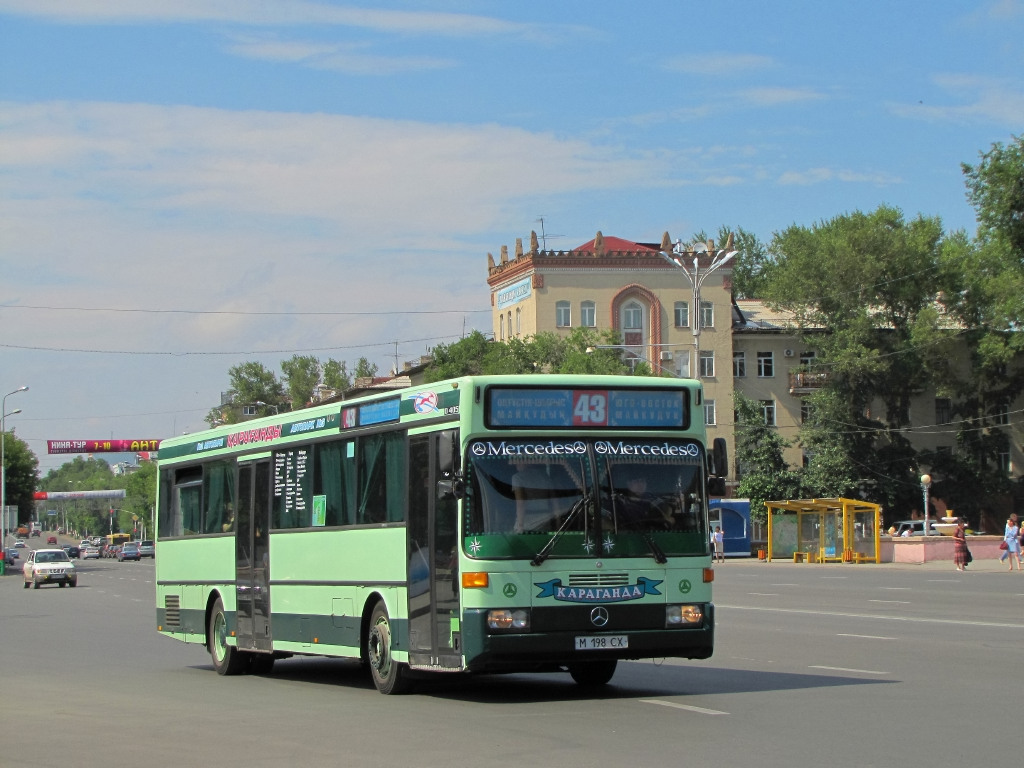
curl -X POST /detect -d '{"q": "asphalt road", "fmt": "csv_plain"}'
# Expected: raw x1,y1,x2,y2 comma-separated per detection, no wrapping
2,539,1021,768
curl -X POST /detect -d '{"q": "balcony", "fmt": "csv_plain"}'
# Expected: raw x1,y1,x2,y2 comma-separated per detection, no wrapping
789,370,829,395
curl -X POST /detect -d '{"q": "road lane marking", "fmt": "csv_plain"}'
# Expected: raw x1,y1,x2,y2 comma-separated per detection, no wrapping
640,699,729,715
748,592,778,596
809,665,888,675
837,633,896,640
719,604,1024,629
868,599,911,604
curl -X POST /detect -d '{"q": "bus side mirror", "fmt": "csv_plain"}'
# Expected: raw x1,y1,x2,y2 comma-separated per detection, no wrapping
712,437,728,478
707,437,727,497
438,429,460,476
437,478,465,501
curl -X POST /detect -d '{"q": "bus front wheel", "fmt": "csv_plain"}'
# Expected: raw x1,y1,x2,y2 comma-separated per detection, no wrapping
208,597,246,676
367,601,411,694
569,660,617,686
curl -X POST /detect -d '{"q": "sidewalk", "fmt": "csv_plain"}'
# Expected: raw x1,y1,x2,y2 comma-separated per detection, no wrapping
723,555,1024,572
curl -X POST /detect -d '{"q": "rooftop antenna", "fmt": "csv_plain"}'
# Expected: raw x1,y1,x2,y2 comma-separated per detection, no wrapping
535,216,564,250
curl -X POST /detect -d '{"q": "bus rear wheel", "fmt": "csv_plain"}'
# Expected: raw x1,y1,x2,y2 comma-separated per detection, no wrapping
569,660,618,686
367,601,411,694
208,597,246,676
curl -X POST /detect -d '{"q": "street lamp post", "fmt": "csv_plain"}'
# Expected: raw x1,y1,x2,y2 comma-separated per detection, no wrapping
2,385,29,548
921,474,932,536
659,239,738,377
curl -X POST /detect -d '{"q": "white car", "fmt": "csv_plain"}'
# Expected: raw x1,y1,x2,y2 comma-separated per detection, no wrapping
82,546,100,560
23,548,78,589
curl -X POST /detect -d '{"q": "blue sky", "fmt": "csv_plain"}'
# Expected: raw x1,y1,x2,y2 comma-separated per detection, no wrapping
1,1,1022,473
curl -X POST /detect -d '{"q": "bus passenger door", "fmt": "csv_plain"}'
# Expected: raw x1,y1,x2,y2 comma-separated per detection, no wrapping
407,433,461,669
236,460,273,653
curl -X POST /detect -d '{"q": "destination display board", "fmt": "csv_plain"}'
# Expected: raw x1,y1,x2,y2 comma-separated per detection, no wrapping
486,387,689,429
274,446,311,528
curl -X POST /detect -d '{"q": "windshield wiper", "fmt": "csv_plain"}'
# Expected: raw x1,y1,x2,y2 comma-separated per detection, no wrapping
640,532,668,564
531,494,590,567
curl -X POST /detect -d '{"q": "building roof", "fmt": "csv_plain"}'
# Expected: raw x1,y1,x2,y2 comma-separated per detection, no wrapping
572,235,660,254
733,299,801,331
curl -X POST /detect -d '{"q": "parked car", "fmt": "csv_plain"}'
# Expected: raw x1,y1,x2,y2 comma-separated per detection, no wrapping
47,535,58,545
82,546,100,560
4,547,17,565
892,520,937,537
23,548,78,589
138,540,155,558
118,543,141,562
62,545,81,559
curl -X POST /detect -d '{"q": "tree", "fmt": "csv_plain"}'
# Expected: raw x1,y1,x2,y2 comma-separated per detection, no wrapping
206,361,286,426
2,430,39,525
733,393,801,520
322,359,351,392
281,354,322,409
353,357,379,380
963,134,1024,258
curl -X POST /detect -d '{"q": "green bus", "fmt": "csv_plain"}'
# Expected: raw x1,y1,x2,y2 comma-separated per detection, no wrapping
155,374,725,693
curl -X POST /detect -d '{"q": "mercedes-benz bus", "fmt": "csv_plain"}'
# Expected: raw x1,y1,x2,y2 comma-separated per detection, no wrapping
155,374,725,693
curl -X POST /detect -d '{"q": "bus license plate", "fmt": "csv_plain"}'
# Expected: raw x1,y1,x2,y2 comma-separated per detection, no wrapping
575,635,628,651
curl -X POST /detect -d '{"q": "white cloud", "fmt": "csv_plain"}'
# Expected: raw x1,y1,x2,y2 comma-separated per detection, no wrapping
888,75,1024,127
0,0,549,38
777,167,901,186
661,53,776,76
224,34,455,74
736,87,827,107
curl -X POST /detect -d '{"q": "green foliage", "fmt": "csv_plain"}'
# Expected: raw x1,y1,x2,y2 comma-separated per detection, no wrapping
2,430,39,525
424,327,630,381
733,394,801,521
353,357,379,379
963,134,1024,256
280,355,322,409
322,359,351,392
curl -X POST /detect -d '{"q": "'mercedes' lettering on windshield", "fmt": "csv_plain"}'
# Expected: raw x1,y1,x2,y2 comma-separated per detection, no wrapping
471,440,587,457
594,441,701,458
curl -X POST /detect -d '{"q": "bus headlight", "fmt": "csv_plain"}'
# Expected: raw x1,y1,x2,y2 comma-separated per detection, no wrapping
666,604,703,626
487,609,531,631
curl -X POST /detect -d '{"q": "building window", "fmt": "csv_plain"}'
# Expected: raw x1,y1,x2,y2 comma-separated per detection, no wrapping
704,399,716,426
699,350,715,378
242,405,258,417
674,301,689,328
757,351,774,377
556,301,571,328
499,314,504,340
801,402,815,424
508,311,512,336
799,351,816,367
622,301,643,346
998,451,1011,473
580,301,596,328
760,400,776,426
700,301,714,329
935,398,952,425
733,351,746,378
515,307,521,335
993,401,1010,426
677,351,690,378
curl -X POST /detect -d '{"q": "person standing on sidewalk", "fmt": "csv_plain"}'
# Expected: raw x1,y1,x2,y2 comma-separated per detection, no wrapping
712,526,725,563
952,518,968,571
999,514,1021,571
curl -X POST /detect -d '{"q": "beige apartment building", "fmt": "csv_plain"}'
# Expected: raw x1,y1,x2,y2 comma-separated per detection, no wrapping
485,230,1024,498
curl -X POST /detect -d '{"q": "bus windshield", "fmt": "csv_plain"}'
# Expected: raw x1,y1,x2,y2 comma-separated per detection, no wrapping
464,437,708,560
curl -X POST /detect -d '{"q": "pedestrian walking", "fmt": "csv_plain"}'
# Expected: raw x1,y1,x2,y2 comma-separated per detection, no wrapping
999,514,1021,571
952,518,968,571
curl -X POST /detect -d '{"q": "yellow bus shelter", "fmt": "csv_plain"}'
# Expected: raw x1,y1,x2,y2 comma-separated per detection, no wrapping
765,497,881,563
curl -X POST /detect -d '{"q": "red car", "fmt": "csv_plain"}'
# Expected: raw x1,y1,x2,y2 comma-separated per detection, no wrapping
47,535,58,545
